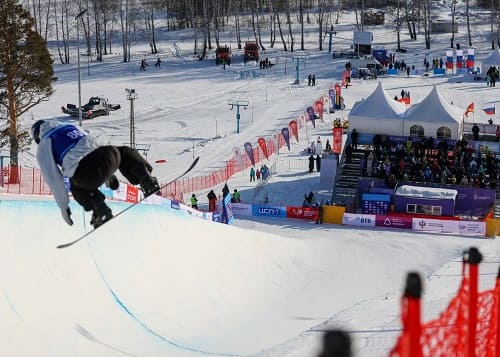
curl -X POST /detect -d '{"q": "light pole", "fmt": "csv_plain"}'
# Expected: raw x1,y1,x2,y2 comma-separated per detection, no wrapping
228,100,249,134
75,9,87,127
126,88,138,148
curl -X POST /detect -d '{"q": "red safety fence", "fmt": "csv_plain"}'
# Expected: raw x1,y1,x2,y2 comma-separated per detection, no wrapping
0,94,328,201
389,247,500,357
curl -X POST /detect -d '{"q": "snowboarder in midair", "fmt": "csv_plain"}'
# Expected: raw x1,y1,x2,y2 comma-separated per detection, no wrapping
31,120,160,228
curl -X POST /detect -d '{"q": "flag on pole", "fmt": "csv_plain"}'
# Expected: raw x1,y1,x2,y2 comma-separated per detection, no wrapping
483,107,495,115
464,103,474,117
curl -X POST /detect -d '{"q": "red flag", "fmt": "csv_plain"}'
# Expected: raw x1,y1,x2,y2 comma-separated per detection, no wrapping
332,127,343,154
289,120,299,142
257,137,269,160
315,100,324,120
465,103,474,117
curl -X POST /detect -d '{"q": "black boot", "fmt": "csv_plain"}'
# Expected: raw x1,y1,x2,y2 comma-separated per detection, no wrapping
90,202,113,228
140,175,160,197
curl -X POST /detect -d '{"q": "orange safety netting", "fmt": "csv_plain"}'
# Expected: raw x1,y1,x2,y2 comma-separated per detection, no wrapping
389,275,499,357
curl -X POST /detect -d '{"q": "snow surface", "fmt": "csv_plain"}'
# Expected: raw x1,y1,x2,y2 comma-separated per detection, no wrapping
1,3,500,357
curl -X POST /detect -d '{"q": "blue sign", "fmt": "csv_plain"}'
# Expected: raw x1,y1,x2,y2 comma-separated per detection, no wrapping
170,200,180,210
252,205,286,218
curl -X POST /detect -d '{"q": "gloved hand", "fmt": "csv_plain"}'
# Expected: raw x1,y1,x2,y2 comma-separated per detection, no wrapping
61,207,73,226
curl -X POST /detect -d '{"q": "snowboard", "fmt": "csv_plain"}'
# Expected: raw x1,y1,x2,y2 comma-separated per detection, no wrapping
57,156,200,249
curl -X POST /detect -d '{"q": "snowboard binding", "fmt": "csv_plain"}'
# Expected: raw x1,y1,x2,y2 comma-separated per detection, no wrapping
140,176,160,197
90,203,113,229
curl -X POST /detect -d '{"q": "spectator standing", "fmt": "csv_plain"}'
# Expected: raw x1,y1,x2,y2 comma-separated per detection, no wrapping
472,124,480,141
249,166,256,182
351,129,359,149
345,144,353,163
312,74,316,86
308,74,312,86
496,126,500,142
367,151,375,177
316,155,322,172
140,58,148,71
232,189,241,203
256,169,261,181
316,203,324,224
309,155,315,173
207,190,217,212
155,57,161,68
190,194,198,209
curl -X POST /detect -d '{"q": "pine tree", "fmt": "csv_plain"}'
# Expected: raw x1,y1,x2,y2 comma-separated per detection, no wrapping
0,0,54,183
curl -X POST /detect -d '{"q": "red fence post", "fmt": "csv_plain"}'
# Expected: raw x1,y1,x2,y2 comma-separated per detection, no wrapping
404,272,423,357
495,267,500,357
465,247,483,357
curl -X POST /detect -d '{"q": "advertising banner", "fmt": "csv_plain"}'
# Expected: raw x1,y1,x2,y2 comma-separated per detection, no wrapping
221,193,234,224
342,213,376,227
231,203,253,216
281,127,291,150
375,215,412,229
244,142,255,166
315,100,324,120
306,106,316,128
232,146,244,169
446,50,453,69
328,89,335,111
332,127,343,154
412,218,485,237
252,205,286,218
466,49,474,69
286,206,318,220
257,137,269,160
456,49,463,68
126,185,139,203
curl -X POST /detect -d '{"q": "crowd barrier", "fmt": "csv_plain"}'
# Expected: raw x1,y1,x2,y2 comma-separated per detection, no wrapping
389,247,500,357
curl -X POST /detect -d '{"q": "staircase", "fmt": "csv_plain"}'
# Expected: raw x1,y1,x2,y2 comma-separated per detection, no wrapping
331,148,365,212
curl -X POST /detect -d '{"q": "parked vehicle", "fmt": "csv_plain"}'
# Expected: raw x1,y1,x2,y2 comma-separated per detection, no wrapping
243,42,259,63
215,46,231,65
61,96,121,119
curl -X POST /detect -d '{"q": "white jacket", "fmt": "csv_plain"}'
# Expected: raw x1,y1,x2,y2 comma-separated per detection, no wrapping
36,120,99,211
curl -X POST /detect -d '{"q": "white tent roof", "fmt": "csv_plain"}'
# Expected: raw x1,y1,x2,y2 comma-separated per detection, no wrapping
349,81,407,119
481,50,500,65
404,85,462,124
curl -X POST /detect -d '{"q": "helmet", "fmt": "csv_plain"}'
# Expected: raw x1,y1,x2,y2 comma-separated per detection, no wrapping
31,120,45,144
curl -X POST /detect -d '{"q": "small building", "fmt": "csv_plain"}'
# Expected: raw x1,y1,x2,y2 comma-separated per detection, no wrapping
353,31,373,55
431,21,458,34
393,185,458,217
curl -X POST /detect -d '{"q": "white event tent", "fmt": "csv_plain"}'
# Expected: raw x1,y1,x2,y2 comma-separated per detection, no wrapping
348,81,408,136
402,85,462,140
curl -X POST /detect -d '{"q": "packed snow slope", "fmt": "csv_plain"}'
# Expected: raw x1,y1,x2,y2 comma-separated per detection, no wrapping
2,198,499,357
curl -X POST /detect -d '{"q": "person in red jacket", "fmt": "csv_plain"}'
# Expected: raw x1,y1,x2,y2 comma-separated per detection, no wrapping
207,189,217,212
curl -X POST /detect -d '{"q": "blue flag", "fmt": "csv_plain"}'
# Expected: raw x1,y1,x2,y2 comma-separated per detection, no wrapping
244,142,255,166
281,127,290,150
306,106,316,128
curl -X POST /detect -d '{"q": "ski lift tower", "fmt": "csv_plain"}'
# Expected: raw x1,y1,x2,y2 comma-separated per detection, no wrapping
125,88,138,149
293,52,308,84
228,99,249,134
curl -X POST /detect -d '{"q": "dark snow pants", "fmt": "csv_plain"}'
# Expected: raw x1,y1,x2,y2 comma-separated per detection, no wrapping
70,146,153,211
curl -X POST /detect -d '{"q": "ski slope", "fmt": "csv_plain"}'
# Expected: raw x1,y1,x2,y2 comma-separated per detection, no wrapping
1,198,499,356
